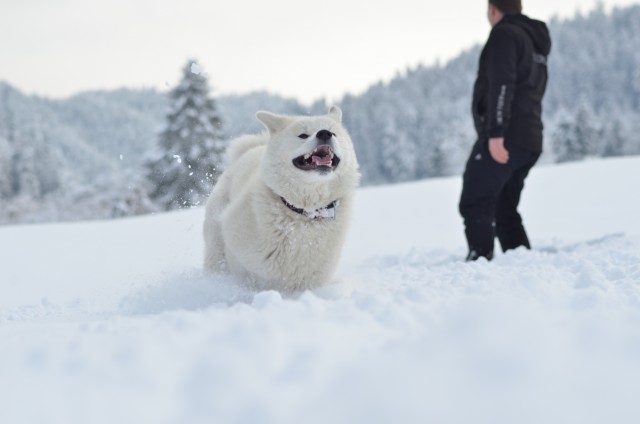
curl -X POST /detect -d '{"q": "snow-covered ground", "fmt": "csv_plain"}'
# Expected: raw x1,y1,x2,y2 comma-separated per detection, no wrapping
1,157,640,424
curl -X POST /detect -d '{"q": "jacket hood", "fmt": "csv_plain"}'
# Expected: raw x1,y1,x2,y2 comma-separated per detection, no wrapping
504,14,552,56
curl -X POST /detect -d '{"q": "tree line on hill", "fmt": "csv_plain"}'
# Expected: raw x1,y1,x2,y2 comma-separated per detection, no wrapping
1,4,639,224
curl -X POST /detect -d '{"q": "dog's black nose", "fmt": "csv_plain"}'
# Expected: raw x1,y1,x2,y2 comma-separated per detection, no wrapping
316,129,334,143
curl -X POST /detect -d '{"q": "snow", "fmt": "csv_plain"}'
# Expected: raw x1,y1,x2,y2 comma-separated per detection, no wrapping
1,156,640,424
190,62,203,76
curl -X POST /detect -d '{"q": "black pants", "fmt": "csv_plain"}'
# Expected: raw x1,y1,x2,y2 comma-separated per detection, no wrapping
459,139,540,260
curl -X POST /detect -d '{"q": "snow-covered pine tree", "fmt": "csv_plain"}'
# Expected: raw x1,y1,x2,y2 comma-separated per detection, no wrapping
0,86,15,200
146,60,226,210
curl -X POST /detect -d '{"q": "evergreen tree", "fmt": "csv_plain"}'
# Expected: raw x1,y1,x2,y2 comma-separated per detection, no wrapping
602,118,626,157
552,103,601,163
551,108,579,163
0,85,16,199
146,60,226,210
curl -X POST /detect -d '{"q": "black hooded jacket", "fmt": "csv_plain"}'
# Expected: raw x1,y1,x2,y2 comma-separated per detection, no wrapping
472,14,552,152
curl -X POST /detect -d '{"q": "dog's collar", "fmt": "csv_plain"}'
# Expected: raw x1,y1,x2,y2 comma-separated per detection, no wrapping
280,197,339,220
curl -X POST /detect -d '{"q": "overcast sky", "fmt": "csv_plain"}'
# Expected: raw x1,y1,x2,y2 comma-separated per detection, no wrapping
1,0,638,104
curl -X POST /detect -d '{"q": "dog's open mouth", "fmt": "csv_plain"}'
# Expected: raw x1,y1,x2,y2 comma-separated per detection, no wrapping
293,145,341,171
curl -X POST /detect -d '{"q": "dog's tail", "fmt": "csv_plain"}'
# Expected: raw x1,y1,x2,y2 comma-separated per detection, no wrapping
227,133,269,164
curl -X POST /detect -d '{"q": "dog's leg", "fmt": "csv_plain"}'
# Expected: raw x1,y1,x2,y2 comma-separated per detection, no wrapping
203,218,226,272
203,172,232,273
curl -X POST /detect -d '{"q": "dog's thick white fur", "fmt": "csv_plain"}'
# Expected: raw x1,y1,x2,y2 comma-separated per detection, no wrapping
203,106,360,291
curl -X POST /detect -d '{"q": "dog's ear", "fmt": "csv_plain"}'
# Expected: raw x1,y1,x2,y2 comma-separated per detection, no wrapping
256,111,290,134
328,106,342,123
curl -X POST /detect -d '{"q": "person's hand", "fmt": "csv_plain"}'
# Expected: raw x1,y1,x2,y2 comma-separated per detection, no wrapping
489,137,509,164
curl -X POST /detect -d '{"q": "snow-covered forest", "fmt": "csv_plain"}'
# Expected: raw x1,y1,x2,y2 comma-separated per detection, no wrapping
342,3,640,183
1,4,639,224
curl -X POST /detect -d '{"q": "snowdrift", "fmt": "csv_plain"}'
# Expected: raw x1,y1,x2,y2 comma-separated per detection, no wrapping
1,157,639,424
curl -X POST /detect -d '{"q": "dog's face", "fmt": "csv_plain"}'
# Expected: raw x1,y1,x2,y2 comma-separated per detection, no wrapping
257,106,359,206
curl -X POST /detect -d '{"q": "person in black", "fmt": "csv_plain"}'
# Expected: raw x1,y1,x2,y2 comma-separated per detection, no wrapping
459,0,551,261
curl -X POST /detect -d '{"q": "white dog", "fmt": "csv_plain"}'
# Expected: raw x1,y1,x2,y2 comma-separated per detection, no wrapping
203,106,360,291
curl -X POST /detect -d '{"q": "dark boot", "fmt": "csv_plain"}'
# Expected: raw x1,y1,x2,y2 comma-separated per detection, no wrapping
466,249,494,262
463,218,496,261
496,221,531,252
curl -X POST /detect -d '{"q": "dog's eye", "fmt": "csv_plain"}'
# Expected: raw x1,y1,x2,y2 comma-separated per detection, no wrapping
298,133,309,139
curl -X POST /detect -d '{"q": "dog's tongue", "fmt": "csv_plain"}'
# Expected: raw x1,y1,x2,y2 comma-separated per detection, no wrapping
312,155,333,166
312,146,334,166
